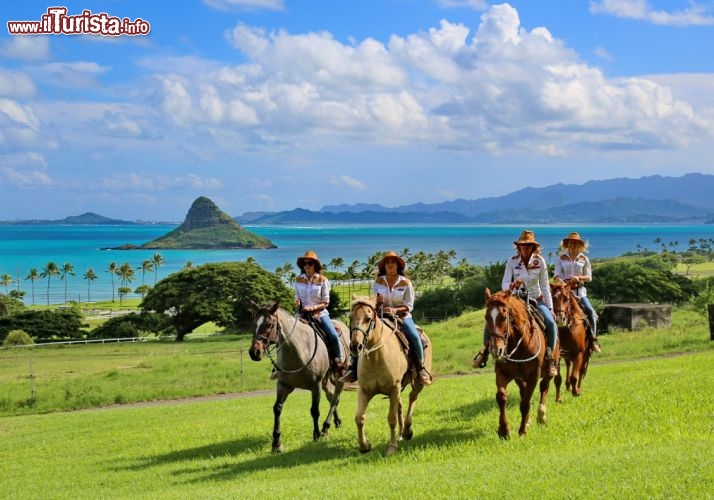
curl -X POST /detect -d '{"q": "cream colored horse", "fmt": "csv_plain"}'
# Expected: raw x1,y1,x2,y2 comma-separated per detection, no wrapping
348,295,432,454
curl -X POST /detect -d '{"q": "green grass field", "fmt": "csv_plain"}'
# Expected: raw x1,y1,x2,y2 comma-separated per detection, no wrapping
1,351,712,499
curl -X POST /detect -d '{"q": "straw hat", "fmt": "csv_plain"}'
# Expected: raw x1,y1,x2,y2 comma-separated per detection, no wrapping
513,230,539,246
296,250,322,272
562,232,585,245
377,251,406,275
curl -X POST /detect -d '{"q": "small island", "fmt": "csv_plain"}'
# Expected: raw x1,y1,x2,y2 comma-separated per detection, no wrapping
106,196,276,250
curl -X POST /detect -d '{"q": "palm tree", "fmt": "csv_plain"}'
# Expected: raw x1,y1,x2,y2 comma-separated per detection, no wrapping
107,262,117,302
330,257,344,275
117,262,135,305
60,262,75,303
1,274,12,294
183,261,194,270
40,262,60,306
83,268,98,303
138,259,154,286
25,268,39,305
151,252,165,285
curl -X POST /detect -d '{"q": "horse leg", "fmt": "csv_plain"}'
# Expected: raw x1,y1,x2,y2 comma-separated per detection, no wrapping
496,376,510,439
570,353,583,397
515,378,532,429
554,360,563,403
355,389,372,453
272,382,294,453
387,386,403,455
320,378,344,437
518,376,538,435
565,359,573,393
402,384,423,441
310,386,322,441
537,372,552,426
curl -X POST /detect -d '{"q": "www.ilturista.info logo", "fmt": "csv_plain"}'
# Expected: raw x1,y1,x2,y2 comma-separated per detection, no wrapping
7,7,150,36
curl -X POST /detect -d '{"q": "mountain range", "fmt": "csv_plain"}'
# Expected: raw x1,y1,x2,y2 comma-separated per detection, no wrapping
237,173,714,224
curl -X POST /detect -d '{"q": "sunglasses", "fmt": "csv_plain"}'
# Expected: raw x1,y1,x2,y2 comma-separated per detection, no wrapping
303,260,315,266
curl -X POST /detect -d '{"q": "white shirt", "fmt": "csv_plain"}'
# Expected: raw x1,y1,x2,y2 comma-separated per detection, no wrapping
554,252,591,298
502,254,553,309
294,273,330,318
372,275,414,319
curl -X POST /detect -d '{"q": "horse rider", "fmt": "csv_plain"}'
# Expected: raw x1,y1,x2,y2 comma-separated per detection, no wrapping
341,251,432,385
553,232,601,353
294,250,346,376
473,230,559,376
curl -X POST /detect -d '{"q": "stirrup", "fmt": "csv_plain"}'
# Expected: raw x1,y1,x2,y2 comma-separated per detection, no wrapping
591,338,602,353
417,368,432,385
269,368,278,380
472,348,488,368
339,368,357,383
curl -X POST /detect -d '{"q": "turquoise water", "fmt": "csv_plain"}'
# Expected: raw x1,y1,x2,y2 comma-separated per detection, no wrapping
0,223,712,304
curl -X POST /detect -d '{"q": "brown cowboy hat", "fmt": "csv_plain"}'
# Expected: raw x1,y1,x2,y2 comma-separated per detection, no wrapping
377,251,406,275
296,250,322,272
513,230,539,246
562,232,585,245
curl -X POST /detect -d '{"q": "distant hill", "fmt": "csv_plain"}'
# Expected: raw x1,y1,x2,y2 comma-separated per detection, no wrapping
140,197,276,249
240,173,714,224
0,212,136,225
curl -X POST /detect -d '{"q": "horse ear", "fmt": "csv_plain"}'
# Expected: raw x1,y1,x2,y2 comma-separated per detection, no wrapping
270,301,280,313
249,300,259,314
351,293,358,300
485,288,491,299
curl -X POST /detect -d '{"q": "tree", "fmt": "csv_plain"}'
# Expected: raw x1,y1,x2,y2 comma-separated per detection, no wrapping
138,259,154,287
60,262,75,303
40,262,60,306
83,268,98,303
151,252,165,285
0,274,12,294
0,309,84,342
329,257,344,275
24,268,39,305
107,262,118,302
116,263,135,305
0,295,25,317
141,261,293,341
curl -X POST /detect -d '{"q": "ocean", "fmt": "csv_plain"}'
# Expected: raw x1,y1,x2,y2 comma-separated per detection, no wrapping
0,223,712,305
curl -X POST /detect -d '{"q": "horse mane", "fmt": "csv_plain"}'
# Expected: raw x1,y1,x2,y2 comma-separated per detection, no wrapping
351,294,376,309
486,289,530,333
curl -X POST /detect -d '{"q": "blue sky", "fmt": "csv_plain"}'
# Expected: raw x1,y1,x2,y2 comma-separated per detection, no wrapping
2,0,714,221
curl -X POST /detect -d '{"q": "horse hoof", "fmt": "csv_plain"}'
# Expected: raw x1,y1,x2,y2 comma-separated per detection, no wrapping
272,444,284,453
359,443,372,454
402,427,414,441
387,445,398,455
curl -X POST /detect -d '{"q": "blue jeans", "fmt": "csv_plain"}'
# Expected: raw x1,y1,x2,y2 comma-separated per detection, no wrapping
319,315,343,360
482,300,558,351
402,317,425,365
580,296,598,337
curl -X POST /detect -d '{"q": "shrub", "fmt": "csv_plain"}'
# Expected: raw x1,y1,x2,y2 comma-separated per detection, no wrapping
3,329,34,346
89,312,172,339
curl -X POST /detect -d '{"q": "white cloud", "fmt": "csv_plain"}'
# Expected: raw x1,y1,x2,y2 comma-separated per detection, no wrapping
0,36,50,61
0,152,52,187
27,61,109,89
203,0,284,11
589,0,714,26
330,175,367,190
0,69,36,99
99,173,223,191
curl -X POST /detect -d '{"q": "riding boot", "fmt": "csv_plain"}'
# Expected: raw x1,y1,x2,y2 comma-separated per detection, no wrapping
546,347,558,377
339,356,358,383
472,345,489,368
269,367,278,380
416,363,432,385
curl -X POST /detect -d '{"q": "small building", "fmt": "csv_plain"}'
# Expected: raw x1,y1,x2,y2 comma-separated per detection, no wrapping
600,303,672,332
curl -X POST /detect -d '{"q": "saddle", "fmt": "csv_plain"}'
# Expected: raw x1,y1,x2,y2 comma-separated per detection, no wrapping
380,315,429,356
523,297,546,332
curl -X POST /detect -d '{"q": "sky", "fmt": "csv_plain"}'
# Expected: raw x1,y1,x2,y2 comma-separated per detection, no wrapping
2,1,714,221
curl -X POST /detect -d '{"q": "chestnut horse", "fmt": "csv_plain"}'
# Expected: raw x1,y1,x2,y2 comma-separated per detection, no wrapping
484,288,556,439
348,296,432,454
249,302,350,453
550,282,591,400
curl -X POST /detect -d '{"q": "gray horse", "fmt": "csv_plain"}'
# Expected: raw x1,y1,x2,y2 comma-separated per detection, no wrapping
249,302,350,453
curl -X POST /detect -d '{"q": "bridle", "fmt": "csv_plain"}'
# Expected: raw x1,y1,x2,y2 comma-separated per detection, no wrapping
349,300,397,357
253,308,319,374
486,296,542,363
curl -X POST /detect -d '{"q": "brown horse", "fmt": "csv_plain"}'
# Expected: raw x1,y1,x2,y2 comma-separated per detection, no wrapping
484,288,556,439
550,282,592,400
348,295,432,454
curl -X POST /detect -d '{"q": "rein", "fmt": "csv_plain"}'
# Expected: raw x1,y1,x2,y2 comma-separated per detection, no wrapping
257,310,320,375
350,301,398,358
487,297,542,364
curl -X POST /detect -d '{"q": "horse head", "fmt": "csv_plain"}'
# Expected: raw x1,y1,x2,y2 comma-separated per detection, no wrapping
550,282,577,328
349,294,377,355
484,288,531,361
249,301,281,361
